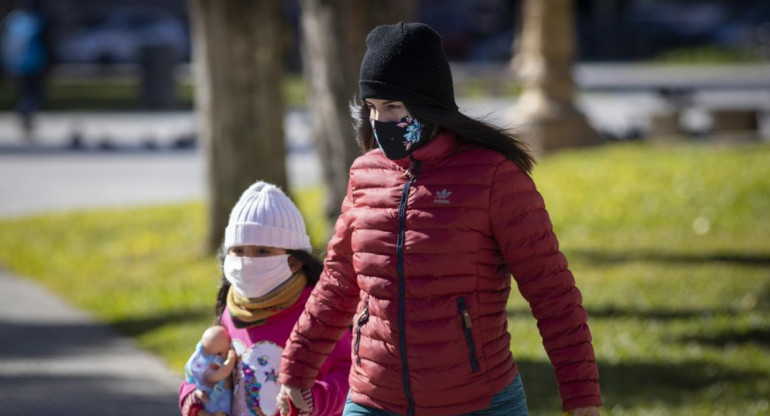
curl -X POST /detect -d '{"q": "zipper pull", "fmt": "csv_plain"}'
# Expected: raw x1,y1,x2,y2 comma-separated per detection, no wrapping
403,160,415,178
358,296,370,324
406,156,422,179
462,309,472,328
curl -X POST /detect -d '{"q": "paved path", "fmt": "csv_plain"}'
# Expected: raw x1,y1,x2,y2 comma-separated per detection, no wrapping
0,109,320,218
0,267,181,415
3,93,770,219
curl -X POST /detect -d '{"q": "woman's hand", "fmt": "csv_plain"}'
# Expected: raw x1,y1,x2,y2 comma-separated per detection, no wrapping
565,406,600,416
277,384,312,416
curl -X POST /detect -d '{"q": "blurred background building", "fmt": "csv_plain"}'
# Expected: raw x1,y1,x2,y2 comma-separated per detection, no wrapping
0,0,768,71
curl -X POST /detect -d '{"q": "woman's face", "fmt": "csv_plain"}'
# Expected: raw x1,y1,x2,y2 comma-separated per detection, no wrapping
227,245,303,273
365,98,409,122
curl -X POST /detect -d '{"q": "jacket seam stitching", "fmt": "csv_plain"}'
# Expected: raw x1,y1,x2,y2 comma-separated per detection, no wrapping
482,158,506,390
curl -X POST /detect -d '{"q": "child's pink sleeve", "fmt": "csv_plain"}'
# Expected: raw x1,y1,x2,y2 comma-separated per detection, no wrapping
309,329,352,416
179,380,200,415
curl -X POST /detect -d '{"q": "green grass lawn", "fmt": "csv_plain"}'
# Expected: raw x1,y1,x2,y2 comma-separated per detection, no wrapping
0,141,768,415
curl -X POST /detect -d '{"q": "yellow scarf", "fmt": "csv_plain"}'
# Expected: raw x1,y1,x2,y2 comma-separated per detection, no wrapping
227,271,307,325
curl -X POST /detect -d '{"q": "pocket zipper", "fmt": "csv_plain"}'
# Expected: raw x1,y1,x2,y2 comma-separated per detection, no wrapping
457,297,480,373
354,296,370,365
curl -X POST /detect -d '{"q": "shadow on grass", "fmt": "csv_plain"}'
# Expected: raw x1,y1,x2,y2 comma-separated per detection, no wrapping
516,358,766,413
110,308,212,338
507,305,741,321
679,327,770,348
570,249,770,267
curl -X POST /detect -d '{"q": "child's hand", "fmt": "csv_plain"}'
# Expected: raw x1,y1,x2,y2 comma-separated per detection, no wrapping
221,349,237,372
194,389,210,403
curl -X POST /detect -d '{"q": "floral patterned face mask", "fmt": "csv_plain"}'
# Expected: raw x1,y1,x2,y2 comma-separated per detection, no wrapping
371,115,433,160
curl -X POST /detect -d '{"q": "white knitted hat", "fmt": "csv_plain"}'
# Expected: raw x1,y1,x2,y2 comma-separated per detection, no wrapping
223,181,312,252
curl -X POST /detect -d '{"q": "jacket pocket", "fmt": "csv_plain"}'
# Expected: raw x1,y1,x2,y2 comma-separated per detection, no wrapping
457,297,480,373
354,295,370,365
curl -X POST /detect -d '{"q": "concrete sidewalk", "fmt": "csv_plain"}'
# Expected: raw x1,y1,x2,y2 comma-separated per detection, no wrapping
0,267,181,415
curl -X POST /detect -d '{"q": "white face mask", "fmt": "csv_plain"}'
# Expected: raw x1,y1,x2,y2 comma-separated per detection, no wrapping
223,253,294,299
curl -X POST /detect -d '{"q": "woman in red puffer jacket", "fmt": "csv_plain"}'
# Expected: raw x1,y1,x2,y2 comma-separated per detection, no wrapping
277,22,601,416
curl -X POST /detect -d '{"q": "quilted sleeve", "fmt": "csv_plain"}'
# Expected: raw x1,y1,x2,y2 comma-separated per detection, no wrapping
309,329,353,416
488,159,601,411
279,177,360,389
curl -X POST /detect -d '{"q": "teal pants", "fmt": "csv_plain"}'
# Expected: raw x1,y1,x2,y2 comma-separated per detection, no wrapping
342,373,528,416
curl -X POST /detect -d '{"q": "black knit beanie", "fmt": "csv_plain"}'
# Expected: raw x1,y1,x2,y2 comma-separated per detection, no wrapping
359,22,458,110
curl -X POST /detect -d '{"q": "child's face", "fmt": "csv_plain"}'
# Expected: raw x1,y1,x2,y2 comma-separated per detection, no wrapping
228,245,286,258
227,245,303,273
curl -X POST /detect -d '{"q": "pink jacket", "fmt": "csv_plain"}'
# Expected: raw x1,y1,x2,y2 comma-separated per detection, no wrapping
180,287,351,416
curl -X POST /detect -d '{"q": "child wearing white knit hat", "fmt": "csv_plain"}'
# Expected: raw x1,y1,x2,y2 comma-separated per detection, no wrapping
222,181,313,300
180,181,351,416
224,181,313,255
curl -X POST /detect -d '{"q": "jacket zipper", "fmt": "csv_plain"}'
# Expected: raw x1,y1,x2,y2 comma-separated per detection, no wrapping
397,158,421,416
457,297,480,373
354,295,370,365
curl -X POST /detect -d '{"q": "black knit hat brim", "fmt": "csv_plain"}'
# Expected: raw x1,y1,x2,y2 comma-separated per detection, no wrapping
358,22,458,112
359,80,458,110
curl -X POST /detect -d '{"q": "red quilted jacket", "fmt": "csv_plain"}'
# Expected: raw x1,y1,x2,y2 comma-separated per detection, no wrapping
279,130,601,415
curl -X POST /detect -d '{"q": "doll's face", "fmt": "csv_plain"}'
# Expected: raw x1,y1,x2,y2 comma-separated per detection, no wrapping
201,326,231,359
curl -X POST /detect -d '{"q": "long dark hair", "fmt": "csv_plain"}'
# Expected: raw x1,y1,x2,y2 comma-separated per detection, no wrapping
350,99,534,174
213,249,323,321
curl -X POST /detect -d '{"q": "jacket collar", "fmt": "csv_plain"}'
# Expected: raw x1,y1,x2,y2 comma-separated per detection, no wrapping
391,129,462,167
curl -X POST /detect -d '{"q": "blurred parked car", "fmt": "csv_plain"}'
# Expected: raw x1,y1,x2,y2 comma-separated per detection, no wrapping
56,6,189,64
622,0,770,60
625,1,729,47
420,0,516,62
713,3,770,56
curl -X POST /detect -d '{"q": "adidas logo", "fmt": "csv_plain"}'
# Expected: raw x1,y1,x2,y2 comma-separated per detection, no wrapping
433,188,451,204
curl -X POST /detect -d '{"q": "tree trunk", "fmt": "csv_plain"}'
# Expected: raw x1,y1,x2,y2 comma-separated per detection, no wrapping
189,0,287,253
512,0,598,154
298,0,415,229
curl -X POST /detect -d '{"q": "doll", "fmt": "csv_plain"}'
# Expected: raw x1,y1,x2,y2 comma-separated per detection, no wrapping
184,325,237,416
